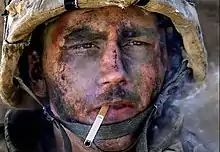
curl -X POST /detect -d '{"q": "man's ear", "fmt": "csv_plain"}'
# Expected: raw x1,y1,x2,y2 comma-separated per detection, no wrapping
28,51,47,98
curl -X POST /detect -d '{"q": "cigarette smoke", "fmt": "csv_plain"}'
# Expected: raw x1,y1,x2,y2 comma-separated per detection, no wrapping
174,63,219,152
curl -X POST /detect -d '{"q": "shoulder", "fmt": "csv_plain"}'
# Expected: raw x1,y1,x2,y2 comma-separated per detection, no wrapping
178,129,213,152
0,106,8,152
147,105,184,151
148,105,212,152
0,125,8,152
161,129,213,152
3,109,55,152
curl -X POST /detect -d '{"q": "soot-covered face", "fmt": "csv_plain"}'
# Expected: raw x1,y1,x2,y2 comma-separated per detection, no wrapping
42,6,167,125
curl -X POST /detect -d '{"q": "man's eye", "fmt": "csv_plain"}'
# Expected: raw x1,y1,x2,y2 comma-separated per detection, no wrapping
124,41,151,47
75,43,97,49
65,43,100,56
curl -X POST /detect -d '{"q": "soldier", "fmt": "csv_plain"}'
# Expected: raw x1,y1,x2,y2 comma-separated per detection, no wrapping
0,0,211,152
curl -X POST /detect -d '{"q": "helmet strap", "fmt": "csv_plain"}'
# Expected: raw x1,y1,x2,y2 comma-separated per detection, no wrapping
14,60,192,152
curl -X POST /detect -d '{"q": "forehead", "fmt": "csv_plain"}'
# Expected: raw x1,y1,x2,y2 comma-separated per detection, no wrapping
53,6,158,34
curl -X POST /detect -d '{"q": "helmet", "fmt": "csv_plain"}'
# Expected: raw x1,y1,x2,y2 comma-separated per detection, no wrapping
0,0,207,107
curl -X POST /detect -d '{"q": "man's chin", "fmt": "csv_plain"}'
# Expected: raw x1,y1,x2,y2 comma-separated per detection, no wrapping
94,134,136,152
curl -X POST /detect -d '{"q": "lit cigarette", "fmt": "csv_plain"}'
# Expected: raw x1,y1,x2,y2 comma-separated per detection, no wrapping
84,105,109,147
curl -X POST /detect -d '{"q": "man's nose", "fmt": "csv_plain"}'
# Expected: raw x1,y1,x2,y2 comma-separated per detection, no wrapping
99,42,129,87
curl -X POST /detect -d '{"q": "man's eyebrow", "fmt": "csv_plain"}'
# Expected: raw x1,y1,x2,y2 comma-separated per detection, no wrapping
65,27,107,41
121,27,159,38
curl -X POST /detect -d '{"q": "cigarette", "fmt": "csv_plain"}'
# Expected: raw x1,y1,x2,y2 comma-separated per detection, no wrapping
84,105,109,147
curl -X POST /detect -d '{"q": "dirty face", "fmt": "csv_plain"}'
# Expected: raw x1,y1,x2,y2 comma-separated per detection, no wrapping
42,6,167,151
43,6,167,124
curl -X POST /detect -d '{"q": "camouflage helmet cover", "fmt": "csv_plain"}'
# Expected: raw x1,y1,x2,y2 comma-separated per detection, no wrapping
0,0,207,107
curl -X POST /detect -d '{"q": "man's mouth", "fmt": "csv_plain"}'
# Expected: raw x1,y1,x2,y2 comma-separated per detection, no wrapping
110,104,130,109
92,101,137,124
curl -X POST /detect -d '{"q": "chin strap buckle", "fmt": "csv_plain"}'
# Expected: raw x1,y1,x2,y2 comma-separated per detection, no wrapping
43,107,54,122
152,105,158,116
43,107,61,129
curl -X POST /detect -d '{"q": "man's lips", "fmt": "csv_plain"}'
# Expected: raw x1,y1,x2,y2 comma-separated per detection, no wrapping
92,100,136,110
89,100,137,124
106,105,136,122
110,104,131,109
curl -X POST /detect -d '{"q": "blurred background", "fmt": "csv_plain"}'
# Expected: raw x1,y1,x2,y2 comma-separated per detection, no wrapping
0,0,219,151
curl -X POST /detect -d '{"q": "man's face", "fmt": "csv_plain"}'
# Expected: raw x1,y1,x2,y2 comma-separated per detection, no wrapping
43,6,167,124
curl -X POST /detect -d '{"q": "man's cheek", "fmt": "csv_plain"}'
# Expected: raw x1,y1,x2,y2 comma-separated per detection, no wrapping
62,95,87,120
132,69,141,96
49,79,88,121
132,63,157,109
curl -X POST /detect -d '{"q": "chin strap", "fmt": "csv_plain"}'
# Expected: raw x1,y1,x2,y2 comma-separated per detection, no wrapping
13,60,192,152
13,76,155,152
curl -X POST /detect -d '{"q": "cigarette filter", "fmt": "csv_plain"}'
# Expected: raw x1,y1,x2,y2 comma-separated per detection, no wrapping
84,105,109,147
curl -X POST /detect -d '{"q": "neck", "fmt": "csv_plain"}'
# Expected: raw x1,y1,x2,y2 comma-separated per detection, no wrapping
49,103,155,152
53,124,88,152
53,125,137,152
